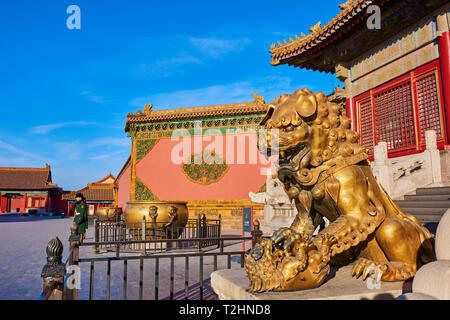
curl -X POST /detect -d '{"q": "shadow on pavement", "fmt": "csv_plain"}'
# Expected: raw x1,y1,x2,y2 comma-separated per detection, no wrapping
0,214,68,223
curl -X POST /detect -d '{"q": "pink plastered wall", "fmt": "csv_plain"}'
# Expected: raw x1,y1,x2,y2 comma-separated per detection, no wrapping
136,132,277,201
116,165,131,209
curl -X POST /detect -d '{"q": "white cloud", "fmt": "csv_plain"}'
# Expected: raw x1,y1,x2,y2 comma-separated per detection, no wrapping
29,121,95,135
0,156,29,166
131,36,251,78
152,54,202,69
134,54,203,78
129,76,313,109
90,137,130,148
0,140,44,160
81,90,109,103
53,141,82,161
189,37,252,58
89,150,127,161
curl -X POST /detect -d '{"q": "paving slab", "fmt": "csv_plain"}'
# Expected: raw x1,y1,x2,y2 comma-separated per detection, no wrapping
0,215,73,300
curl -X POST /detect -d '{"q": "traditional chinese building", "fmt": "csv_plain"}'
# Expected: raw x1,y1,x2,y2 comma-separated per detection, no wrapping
269,0,450,183
116,98,276,229
0,164,67,214
62,174,116,217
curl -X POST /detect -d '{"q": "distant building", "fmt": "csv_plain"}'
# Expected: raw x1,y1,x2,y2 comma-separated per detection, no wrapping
0,164,67,214
116,99,272,230
62,174,116,216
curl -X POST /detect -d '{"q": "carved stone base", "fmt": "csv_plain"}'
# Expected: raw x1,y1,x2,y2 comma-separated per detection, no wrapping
211,265,412,300
262,204,297,235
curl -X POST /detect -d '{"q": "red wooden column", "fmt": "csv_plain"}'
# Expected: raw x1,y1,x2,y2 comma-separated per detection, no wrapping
439,31,450,145
23,193,28,212
346,97,357,131
44,195,49,213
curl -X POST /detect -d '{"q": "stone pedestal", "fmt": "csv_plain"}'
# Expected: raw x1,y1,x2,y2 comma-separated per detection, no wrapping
211,265,411,300
249,175,297,235
398,209,450,300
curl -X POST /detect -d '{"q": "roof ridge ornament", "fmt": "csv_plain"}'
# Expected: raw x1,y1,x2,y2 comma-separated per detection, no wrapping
144,103,152,115
309,21,322,33
339,0,354,10
253,93,265,106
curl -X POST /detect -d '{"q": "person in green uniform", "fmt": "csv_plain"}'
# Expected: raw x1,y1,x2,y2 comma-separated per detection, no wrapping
73,193,88,242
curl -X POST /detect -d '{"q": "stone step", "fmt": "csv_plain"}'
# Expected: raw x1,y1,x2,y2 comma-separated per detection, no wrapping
400,207,448,215
415,186,450,196
404,194,450,201
394,200,450,208
412,214,443,224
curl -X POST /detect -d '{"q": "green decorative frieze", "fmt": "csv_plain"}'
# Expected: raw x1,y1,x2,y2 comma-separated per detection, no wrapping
128,115,265,139
135,178,158,201
182,151,228,185
136,139,158,162
257,183,267,193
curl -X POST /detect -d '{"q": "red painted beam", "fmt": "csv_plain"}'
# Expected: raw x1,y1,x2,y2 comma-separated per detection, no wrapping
438,31,450,146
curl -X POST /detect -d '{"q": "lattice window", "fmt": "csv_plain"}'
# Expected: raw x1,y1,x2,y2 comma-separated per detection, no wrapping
359,99,374,153
373,82,416,151
416,73,442,140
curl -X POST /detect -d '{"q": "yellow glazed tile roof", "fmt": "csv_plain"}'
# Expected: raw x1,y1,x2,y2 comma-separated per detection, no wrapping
269,0,386,66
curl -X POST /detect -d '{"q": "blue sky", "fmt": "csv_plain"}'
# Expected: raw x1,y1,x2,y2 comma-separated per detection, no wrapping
0,0,343,191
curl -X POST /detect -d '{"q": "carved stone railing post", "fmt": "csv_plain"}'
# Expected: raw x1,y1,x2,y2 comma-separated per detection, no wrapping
251,219,263,249
41,237,65,300
69,222,80,248
372,141,392,195
425,130,442,184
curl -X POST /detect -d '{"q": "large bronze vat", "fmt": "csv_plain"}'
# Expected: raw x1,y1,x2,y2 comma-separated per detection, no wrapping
124,201,188,239
96,207,122,221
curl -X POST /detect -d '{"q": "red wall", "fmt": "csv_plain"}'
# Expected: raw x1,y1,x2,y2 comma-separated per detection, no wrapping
10,197,22,212
117,165,131,210
0,191,68,214
0,195,6,212
50,193,68,214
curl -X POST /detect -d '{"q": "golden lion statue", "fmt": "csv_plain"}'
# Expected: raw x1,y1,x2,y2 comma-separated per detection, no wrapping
245,88,435,292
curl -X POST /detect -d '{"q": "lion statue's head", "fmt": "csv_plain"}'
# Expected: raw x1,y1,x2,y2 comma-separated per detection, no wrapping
258,88,368,188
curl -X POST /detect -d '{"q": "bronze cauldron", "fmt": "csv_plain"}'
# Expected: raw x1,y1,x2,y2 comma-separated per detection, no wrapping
124,201,188,239
96,206,122,221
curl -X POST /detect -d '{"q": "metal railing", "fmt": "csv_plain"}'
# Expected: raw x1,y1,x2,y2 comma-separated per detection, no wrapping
38,220,264,300
79,236,253,300
93,215,221,253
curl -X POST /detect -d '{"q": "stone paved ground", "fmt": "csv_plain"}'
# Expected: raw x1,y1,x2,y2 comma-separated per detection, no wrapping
1,215,436,300
0,215,73,300
0,215,248,300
